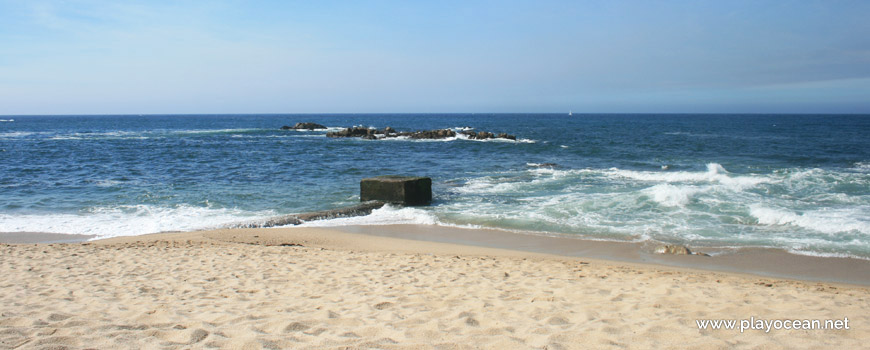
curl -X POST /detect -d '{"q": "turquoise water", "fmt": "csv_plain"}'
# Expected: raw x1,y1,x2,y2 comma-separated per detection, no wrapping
1,114,868,258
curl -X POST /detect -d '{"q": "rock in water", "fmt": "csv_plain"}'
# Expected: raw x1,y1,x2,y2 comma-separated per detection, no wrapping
394,129,456,139
459,130,517,140
324,126,516,141
654,245,692,255
327,127,372,138
282,122,327,130
360,176,432,206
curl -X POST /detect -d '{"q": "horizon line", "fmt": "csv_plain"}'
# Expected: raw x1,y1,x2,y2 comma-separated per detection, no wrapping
3,112,870,117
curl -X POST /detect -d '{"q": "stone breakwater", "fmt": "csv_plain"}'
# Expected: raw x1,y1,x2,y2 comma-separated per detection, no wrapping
227,201,386,229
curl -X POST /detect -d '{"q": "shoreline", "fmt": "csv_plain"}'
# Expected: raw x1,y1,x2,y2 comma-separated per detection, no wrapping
5,224,870,286
329,225,870,286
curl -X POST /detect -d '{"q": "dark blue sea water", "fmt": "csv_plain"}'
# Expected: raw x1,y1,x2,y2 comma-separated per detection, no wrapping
1,114,868,258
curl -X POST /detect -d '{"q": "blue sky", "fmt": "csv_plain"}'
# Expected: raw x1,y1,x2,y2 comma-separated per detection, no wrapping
1,0,868,114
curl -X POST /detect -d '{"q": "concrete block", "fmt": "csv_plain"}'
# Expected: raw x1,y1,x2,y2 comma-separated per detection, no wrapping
360,176,432,206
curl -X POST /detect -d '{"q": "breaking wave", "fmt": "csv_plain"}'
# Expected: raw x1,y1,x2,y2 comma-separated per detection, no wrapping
435,163,870,256
749,205,870,235
0,205,276,239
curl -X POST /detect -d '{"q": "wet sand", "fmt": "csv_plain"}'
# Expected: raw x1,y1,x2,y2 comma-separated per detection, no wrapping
331,225,870,286
0,232,95,244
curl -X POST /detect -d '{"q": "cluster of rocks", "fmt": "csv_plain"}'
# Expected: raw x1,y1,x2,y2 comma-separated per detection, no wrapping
281,122,327,130
325,126,396,140
320,126,516,141
461,131,517,141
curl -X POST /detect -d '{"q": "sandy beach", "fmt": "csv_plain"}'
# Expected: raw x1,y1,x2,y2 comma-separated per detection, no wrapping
1,227,868,349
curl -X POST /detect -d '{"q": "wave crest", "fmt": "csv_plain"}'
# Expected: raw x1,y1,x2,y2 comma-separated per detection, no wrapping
749,205,870,235
0,205,276,239
606,163,770,189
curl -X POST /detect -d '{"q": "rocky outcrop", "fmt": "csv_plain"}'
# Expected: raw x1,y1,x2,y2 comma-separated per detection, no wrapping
326,127,378,139
400,129,456,139
227,201,386,228
281,122,327,130
455,131,516,140
324,126,517,141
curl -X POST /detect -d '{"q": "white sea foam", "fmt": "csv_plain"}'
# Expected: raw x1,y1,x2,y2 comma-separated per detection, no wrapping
453,133,535,143
297,205,439,227
0,205,276,239
643,184,703,207
606,163,771,189
375,133,535,143
350,125,538,143
440,163,870,257
749,205,870,235
0,119,13,122
455,178,525,194
526,163,560,168
174,128,263,135
784,249,870,261
0,131,35,138
44,128,273,140
454,169,573,194
91,179,126,187
48,131,150,140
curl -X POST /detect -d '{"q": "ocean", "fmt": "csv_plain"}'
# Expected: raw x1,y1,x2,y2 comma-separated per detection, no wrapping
1,114,868,259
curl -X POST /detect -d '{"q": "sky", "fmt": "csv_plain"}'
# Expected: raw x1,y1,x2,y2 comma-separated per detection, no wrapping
0,0,869,114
